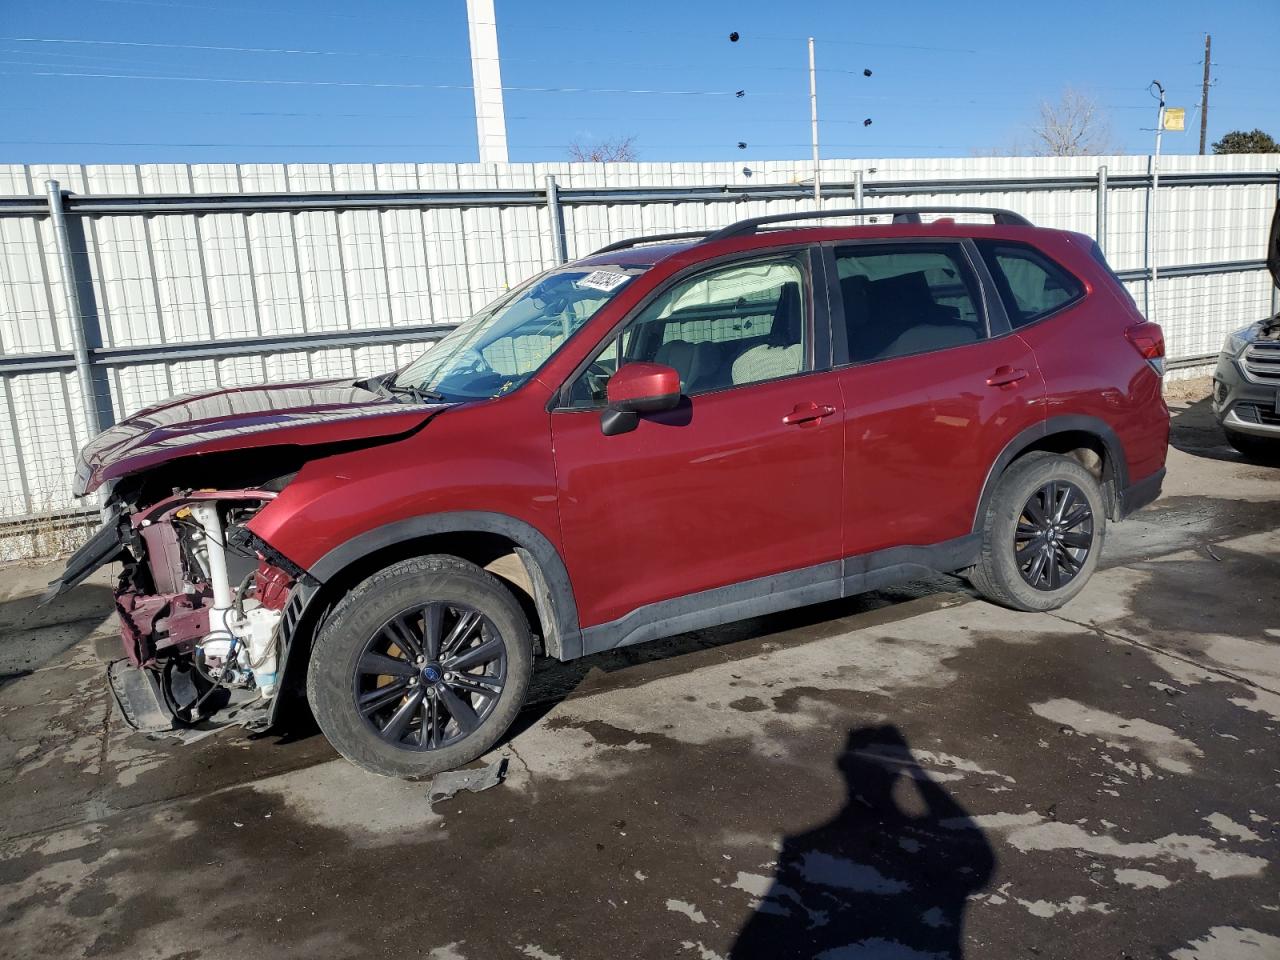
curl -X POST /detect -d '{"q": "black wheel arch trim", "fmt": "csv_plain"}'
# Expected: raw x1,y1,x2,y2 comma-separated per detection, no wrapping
974,415,1131,531
306,510,582,658
266,511,582,729
1117,466,1165,518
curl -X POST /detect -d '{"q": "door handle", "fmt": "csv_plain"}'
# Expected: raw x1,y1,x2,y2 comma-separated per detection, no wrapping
782,402,837,426
987,366,1029,388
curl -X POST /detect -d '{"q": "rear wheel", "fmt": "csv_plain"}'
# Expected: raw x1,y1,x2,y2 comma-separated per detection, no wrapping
307,555,532,779
1225,428,1280,464
969,452,1106,612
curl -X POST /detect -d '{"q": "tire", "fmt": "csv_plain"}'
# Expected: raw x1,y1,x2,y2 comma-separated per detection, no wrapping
306,555,532,779
1225,429,1280,464
968,452,1107,612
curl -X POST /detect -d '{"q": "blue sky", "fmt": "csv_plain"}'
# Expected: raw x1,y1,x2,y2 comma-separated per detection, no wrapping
0,0,1276,164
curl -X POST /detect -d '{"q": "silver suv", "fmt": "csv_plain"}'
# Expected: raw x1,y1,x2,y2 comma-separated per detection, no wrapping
1213,200,1280,460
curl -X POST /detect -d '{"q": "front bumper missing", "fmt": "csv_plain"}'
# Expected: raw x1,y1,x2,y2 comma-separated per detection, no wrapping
108,659,273,741
107,659,182,734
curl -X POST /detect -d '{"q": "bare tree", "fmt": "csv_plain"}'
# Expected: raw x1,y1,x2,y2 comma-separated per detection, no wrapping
567,135,638,162
1030,88,1116,156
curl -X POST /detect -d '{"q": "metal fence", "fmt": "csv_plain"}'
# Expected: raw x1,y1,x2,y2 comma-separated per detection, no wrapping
0,155,1277,556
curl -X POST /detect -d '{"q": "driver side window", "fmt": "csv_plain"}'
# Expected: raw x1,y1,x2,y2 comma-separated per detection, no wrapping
566,256,808,408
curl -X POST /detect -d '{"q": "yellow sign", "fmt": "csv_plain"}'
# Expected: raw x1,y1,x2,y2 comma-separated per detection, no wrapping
1163,107,1186,131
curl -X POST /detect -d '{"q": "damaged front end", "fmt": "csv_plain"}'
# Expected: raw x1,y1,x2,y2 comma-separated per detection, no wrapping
41,376,446,736
48,488,303,735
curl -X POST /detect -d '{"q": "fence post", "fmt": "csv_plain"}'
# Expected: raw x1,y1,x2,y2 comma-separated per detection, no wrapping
45,180,102,439
1095,165,1108,254
545,174,567,265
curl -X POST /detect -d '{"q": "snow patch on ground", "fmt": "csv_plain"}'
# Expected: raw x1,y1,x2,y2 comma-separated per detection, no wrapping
1170,926,1280,959
799,851,911,894
1114,868,1172,890
1031,698,1203,774
666,899,709,924
1204,814,1263,843
1005,821,1266,879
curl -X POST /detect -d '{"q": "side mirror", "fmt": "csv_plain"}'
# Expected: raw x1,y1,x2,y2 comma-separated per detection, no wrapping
601,362,682,436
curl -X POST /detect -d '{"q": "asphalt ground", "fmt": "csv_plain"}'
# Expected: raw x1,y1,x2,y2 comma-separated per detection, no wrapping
1,382,1277,960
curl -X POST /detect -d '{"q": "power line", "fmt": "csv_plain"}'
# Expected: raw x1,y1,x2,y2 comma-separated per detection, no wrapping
3,66,1148,112
0,34,872,78
0,35,468,63
468,19,978,55
11,68,763,97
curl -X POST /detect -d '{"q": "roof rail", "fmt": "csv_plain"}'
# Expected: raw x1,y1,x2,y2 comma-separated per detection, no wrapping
705,206,1033,242
591,230,712,255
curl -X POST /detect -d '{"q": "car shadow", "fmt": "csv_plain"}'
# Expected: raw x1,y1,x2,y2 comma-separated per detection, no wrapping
1167,394,1264,465
728,725,995,960
0,582,117,689
500,575,967,744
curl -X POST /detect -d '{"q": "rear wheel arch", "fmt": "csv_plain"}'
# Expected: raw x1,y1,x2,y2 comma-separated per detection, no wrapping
269,512,582,727
974,416,1129,532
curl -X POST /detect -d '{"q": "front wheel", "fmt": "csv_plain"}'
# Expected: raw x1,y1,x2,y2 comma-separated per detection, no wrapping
968,452,1106,612
307,555,532,779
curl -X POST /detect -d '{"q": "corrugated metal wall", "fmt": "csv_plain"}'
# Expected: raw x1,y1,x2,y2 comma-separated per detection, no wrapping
0,154,1276,550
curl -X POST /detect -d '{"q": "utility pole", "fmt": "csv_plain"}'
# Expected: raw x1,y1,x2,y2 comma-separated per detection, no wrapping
1198,33,1212,155
1148,81,1166,324
808,37,821,205
465,0,509,163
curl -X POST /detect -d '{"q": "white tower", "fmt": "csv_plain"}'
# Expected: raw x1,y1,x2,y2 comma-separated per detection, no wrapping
465,0,510,163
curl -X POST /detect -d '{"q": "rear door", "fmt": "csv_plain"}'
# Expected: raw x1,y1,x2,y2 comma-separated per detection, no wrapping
827,239,1046,558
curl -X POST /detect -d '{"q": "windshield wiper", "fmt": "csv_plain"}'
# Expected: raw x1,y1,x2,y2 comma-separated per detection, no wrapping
379,375,446,403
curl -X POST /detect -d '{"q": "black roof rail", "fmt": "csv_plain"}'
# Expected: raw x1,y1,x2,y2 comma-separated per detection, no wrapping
705,206,1033,242
591,230,712,255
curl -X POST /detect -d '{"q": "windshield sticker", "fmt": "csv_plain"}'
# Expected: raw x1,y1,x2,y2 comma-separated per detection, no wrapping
576,270,631,293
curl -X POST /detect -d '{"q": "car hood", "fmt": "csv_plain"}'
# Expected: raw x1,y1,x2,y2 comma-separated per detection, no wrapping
75,378,446,496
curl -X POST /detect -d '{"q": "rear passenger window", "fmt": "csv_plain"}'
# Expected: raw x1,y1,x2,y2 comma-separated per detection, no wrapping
976,241,1083,327
834,244,985,364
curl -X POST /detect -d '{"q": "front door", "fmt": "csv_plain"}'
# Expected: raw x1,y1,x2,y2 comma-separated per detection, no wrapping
550,250,845,638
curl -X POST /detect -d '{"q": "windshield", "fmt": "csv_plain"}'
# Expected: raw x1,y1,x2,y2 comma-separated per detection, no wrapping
392,265,646,401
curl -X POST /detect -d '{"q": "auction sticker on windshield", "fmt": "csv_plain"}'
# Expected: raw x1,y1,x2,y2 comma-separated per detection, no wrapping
576,270,631,293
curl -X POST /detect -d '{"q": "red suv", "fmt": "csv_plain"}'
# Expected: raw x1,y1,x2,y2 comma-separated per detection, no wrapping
47,207,1169,778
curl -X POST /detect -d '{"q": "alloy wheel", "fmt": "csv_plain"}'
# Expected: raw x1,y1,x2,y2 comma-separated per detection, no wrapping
1014,479,1094,591
352,601,507,750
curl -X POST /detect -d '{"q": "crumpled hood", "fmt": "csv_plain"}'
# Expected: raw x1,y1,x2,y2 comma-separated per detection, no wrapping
75,378,445,496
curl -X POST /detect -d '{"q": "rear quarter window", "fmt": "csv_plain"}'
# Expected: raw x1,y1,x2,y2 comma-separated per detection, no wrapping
975,240,1084,328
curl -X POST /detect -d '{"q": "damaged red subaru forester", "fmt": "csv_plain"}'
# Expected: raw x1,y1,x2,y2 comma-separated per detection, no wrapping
46,207,1169,778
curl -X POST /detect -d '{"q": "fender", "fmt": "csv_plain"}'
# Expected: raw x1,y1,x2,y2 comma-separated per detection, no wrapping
309,509,583,658
266,511,583,727
972,414,1129,532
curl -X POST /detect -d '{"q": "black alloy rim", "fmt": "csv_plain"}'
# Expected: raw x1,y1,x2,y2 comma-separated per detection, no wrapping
1015,480,1094,591
352,602,507,751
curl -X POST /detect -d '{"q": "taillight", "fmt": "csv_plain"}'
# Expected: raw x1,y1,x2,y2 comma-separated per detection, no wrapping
1125,321,1165,375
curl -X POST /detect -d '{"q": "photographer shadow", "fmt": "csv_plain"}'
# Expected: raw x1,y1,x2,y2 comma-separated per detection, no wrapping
730,725,995,960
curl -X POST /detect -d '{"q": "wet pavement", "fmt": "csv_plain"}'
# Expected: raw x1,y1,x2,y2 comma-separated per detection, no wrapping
1,387,1277,960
